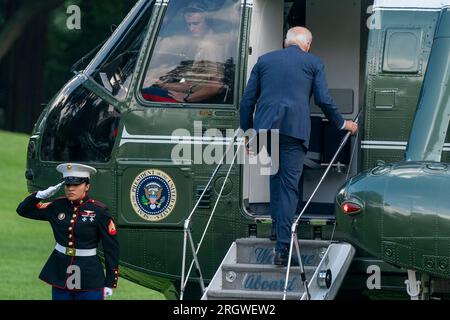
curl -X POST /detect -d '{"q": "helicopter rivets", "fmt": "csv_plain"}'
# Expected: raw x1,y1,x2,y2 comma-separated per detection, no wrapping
225,271,236,283
425,259,434,269
438,260,447,271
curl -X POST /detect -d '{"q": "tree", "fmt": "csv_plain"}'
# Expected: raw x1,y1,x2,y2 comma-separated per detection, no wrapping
0,0,64,62
0,0,63,133
45,0,136,99
0,0,136,133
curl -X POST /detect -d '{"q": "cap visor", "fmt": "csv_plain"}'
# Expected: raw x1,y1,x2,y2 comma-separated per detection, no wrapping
64,177,88,185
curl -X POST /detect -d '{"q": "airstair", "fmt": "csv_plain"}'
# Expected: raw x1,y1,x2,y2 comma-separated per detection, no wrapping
180,125,359,300
201,238,355,300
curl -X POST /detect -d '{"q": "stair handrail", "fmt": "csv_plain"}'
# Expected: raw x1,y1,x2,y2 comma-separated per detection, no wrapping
282,112,362,300
180,129,245,300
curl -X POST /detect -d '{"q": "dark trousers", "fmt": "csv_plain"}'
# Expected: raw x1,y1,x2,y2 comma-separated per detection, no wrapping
52,287,103,300
261,132,306,252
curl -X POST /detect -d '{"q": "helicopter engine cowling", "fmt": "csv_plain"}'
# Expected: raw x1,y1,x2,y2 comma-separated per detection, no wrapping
336,161,450,279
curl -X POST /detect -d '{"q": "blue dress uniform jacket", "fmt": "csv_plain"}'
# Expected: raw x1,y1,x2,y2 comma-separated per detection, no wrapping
240,45,345,148
16,193,119,291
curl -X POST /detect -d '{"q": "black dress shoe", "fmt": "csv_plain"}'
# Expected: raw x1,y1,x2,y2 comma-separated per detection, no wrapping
273,250,300,267
273,251,286,265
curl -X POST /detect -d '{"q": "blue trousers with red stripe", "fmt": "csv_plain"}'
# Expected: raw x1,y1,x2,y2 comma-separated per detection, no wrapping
52,287,103,300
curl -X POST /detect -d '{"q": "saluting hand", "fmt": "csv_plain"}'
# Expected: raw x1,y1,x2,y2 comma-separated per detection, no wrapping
36,182,64,200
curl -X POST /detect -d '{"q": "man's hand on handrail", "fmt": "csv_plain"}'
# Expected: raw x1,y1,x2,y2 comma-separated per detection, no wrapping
344,120,358,135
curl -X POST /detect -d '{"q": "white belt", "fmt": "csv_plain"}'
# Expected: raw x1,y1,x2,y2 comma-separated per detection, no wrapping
55,243,97,257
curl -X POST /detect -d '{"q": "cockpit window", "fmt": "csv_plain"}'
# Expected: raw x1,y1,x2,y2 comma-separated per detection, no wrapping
141,0,241,105
92,2,154,100
41,84,120,163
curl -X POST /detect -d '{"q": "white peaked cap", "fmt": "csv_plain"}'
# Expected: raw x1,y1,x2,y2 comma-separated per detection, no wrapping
56,163,97,178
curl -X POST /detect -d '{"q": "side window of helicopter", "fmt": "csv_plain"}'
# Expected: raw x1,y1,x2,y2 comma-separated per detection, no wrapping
382,28,422,74
92,4,154,100
140,0,241,105
40,85,121,163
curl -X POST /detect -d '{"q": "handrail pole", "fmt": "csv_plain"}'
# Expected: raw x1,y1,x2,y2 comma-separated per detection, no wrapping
282,131,351,299
179,132,238,297
294,131,352,229
282,131,351,300
283,112,362,300
186,131,241,222
293,111,362,229
282,231,296,300
187,229,206,292
282,232,310,300
294,235,310,299
179,219,190,300
180,131,251,297
184,138,243,286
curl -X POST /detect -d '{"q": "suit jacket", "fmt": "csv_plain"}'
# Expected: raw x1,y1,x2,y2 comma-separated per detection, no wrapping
17,193,119,290
240,45,345,149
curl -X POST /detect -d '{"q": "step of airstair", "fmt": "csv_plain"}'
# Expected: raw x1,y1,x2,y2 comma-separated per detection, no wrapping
206,289,304,300
235,238,330,265
201,238,355,300
221,263,316,291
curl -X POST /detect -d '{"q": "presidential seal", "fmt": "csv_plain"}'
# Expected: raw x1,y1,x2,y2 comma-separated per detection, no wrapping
130,169,177,222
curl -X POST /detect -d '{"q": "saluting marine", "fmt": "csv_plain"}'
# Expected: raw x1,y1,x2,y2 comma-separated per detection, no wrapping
16,163,119,300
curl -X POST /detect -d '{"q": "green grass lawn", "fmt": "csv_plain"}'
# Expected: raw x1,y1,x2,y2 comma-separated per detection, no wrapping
0,130,164,300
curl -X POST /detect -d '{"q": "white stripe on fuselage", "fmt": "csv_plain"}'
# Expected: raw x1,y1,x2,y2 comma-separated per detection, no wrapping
119,135,450,150
119,139,242,147
361,140,450,152
374,0,450,11
361,141,407,146
121,126,235,141
119,126,244,147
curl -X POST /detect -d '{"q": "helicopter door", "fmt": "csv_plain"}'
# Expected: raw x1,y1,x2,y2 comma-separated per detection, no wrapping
243,0,363,218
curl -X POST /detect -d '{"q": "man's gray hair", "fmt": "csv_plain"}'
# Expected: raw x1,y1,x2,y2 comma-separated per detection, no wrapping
285,28,312,47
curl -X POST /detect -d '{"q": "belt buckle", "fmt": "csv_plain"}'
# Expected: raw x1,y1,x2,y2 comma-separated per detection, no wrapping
66,247,76,256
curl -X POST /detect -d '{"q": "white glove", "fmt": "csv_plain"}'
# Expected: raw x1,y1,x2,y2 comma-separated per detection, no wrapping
36,182,64,199
104,287,113,299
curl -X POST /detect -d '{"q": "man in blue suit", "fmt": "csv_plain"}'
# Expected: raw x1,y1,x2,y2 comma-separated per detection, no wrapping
240,27,358,266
